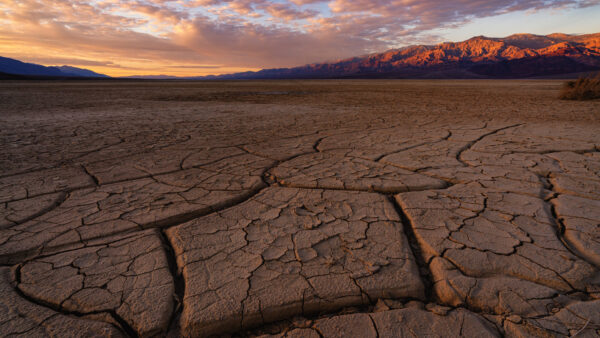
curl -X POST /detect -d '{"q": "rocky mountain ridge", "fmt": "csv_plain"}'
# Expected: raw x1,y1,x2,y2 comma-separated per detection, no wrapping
207,33,600,79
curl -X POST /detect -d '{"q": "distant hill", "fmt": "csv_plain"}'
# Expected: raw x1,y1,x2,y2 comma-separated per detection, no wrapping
120,75,180,80
204,33,600,79
56,65,109,78
0,57,109,78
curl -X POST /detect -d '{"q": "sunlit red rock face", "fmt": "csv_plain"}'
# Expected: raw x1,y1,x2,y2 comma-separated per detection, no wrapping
213,33,600,79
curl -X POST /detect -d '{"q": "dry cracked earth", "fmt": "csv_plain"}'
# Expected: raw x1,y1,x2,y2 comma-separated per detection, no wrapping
0,80,599,337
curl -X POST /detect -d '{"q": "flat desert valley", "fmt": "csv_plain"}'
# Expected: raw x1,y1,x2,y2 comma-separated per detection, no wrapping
1,80,599,337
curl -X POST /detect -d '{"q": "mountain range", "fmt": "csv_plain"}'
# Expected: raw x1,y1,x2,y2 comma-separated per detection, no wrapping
0,56,108,78
1,33,599,79
205,33,600,79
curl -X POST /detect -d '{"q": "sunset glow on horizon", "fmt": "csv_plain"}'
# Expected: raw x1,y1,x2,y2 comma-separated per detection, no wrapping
1,0,599,77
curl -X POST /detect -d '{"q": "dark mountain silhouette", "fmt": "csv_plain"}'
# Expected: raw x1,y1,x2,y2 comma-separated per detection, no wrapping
56,65,109,78
204,33,600,79
0,57,109,78
121,75,180,79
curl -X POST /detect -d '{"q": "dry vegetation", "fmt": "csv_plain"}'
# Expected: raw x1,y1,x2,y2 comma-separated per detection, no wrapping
559,73,600,100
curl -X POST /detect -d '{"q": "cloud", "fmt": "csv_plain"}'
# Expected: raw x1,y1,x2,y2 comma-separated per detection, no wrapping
0,0,594,76
168,65,224,69
9,57,125,68
261,3,319,21
120,3,189,24
171,16,384,67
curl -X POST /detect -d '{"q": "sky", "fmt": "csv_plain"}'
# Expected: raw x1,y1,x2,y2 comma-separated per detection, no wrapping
1,0,599,77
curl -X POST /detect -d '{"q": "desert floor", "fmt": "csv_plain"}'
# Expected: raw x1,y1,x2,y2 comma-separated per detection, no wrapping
0,80,599,337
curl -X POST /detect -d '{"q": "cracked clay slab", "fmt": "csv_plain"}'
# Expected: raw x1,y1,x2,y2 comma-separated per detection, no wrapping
396,183,597,318
166,186,424,336
269,149,447,193
17,229,174,337
0,166,266,264
0,266,124,337
260,303,500,338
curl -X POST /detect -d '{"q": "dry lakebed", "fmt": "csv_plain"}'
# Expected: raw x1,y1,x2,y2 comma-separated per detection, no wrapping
0,79,599,337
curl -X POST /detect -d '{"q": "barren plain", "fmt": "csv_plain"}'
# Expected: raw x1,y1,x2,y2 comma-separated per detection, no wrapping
0,80,599,337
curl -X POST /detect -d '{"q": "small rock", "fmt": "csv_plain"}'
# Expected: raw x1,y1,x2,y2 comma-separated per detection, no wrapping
291,316,311,328
425,303,451,316
373,299,390,313
383,299,404,309
506,315,522,324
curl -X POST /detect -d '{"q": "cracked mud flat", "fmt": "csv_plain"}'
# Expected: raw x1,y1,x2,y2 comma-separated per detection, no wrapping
1,80,599,337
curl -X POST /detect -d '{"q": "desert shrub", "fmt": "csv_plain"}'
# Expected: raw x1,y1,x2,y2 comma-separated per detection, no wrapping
559,73,600,100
